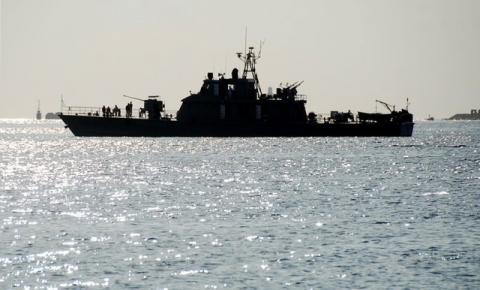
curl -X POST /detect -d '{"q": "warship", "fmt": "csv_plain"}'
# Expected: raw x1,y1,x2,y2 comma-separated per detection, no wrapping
59,47,414,137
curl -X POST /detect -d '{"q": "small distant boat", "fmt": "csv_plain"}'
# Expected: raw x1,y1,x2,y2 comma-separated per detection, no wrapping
426,115,434,121
36,101,42,120
449,109,480,120
45,112,61,120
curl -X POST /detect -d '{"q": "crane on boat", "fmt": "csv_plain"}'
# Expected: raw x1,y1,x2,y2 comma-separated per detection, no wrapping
376,99,395,112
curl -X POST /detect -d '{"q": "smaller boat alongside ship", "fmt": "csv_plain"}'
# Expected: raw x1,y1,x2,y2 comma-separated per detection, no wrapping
59,47,414,137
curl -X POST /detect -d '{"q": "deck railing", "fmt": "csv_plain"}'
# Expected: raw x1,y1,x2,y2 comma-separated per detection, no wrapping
62,107,362,124
61,106,177,120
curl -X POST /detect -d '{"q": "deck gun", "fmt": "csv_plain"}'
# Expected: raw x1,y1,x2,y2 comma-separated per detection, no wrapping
122,95,164,120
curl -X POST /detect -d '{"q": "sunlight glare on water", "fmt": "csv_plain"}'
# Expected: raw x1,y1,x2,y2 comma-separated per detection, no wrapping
0,119,479,289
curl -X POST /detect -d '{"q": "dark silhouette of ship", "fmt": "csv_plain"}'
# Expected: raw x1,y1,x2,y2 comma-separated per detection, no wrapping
59,47,414,137
449,109,480,120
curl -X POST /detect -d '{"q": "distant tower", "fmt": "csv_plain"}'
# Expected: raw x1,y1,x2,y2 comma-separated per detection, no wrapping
60,94,65,112
36,100,42,120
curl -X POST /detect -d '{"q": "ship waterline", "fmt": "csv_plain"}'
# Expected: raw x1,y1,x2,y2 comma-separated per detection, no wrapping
60,114,414,137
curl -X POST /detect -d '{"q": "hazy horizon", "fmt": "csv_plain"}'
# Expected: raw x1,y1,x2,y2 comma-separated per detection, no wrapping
1,0,479,119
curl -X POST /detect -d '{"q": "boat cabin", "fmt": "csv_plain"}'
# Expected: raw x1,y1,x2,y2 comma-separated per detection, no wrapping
177,61,307,124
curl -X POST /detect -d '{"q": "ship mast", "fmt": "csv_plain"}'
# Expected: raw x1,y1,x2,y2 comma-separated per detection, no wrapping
237,43,263,97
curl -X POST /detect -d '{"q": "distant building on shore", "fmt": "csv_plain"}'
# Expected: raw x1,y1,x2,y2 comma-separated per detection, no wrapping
449,109,480,120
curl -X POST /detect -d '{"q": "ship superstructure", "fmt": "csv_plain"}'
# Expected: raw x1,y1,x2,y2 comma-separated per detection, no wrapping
177,47,307,125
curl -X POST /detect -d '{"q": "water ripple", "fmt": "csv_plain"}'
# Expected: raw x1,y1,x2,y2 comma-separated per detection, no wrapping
0,120,478,288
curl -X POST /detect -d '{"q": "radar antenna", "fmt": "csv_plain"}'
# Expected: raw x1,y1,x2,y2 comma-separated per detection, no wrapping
236,46,263,97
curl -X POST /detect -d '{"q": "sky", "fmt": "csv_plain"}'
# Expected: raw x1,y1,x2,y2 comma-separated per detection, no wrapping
1,0,479,119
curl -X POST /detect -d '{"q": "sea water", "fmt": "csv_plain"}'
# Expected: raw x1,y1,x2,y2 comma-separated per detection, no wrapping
0,119,479,289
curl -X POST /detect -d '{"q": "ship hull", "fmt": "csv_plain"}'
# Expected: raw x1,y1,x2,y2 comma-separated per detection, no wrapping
60,115,414,137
